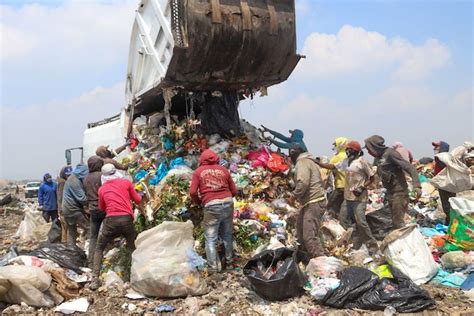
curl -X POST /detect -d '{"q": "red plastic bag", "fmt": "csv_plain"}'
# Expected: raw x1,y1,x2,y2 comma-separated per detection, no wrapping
267,153,289,173
248,147,270,168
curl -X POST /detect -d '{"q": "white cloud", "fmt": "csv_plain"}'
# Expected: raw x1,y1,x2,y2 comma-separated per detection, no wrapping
0,83,125,180
296,25,450,81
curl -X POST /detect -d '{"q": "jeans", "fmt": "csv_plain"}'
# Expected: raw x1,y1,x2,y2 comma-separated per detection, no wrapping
203,201,234,272
65,211,90,247
92,215,136,278
387,191,409,229
88,209,106,266
42,210,58,223
346,200,377,250
296,201,325,262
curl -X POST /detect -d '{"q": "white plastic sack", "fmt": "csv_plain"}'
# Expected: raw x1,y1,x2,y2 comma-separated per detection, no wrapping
14,207,50,241
130,221,207,297
0,266,53,307
381,225,438,285
431,153,471,193
449,197,474,216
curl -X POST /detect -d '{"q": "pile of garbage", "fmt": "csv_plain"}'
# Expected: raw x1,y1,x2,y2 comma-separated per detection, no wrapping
125,114,298,254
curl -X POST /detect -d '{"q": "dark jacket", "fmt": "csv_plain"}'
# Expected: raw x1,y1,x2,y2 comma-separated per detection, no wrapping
38,181,58,211
365,135,420,194
434,141,450,175
62,165,88,216
84,156,105,219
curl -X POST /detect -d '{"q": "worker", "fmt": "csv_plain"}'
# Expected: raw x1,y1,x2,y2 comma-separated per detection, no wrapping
364,135,421,229
315,141,378,254
327,137,348,217
83,156,105,267
90,164,142,290
189,149,237,273
261,125,308,152
62,164,89,247
57,166,73,242
38,173,58,223
95,143,129,170
288,143,326,263
392,142,414,163
451,141,474,163
432,140,454,225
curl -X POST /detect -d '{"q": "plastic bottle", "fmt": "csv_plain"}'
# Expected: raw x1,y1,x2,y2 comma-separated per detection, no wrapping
384,306,396,316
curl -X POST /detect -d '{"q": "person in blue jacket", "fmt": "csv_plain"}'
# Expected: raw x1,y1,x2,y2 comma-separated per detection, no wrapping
261,125,308,152
38,173,58,223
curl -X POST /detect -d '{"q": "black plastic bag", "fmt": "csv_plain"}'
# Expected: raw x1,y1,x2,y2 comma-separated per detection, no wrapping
0,246,18,267
355,266,435,313
200,91,242,138
322,266,435,313
366,206,393,240
322,267,379,308
47,218,62,243
28,242,87,273
243,248,306,301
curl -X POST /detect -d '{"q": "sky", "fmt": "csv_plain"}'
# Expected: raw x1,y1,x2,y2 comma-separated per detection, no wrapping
0,0,473,180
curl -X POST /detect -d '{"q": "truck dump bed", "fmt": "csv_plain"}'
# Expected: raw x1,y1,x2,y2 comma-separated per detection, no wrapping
126,0,300,108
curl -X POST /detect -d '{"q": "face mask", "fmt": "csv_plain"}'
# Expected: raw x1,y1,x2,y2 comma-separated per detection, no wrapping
434,149,440,154
46,178,53,183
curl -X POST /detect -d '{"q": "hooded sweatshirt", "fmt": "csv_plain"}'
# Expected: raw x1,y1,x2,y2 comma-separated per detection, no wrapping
190,149,237,206
434,141,450,175
267,128,308,152
364,135,420,194
84,156,105,217
57,166,72,213
329,137,348,189
38,174,58,211
293,152,325,205
62,164,89,216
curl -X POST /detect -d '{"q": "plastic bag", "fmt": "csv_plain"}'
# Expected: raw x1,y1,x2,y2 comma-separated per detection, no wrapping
14,207,49,240
0,266,54,307
247,147,270,169
267,153,289,173
431,269,467,287
0,246,18,267
306,256,344,278
322,266,435,313
308,277,340,300
243,248,306,301
381,225,439,285
28,243,87,274
445,198,474,251
47,218,62,243
441,251,471,269
366,207,393,240
130,221,207,298
104,271,124,289
321,219,346,241
431,153,471,193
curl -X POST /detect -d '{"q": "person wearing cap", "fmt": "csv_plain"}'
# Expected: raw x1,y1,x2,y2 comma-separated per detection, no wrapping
261,125,308,152
315,141,378,254
288,143,326,262
90,163,142,290
95,144,129,171
327,137,348,217
57,166,73,242
364,135,421,229
62,164,89,247
432,140,455,224
83,156,105,267
38,173,58,223
189,149,237,273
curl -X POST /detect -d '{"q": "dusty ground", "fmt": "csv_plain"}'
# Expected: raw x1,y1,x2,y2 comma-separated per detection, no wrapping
1,195,473,315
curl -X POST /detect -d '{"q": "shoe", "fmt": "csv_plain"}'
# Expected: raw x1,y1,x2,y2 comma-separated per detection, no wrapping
89,277,101,291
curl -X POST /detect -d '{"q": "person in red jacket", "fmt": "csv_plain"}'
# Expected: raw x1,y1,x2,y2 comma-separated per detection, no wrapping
90,164,142,290
190,149,237,273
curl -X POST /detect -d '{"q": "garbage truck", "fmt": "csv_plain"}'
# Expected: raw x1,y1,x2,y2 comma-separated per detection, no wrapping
82,0,300,160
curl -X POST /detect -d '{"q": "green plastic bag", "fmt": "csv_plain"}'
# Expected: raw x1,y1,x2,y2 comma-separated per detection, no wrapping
444,209,474,251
